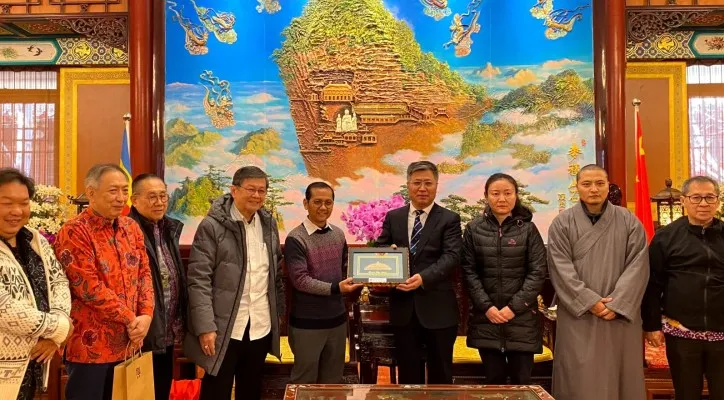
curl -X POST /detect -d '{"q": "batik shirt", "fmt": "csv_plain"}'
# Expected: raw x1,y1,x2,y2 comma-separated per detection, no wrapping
55,208,154,363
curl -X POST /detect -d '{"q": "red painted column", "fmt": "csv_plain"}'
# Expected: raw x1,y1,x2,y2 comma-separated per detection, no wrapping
594,0,628,202
607,0,628,202
129,0,154,175
151,0,166,177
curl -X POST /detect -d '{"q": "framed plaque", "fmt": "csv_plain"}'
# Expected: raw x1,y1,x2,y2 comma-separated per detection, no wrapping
348,247,409,286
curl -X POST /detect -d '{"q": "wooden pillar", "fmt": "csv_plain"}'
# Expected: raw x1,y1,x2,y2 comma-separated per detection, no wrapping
129,0,154,175
594,0,628,201
152,0,166,177
593,0,606,168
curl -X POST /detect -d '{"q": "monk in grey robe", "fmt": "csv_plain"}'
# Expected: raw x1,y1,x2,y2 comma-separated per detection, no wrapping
547,165,649,400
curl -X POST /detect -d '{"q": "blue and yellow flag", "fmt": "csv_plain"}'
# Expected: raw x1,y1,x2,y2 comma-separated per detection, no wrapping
120,123,132,215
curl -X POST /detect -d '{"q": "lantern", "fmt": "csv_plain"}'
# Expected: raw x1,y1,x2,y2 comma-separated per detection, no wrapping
68,193,89,215
651,178,683,228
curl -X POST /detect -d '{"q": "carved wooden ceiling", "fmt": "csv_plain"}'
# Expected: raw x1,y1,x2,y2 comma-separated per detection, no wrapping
0,0,127,15
627,2,724,43
0,0,127,50
627,0,724,5
0,19,77,36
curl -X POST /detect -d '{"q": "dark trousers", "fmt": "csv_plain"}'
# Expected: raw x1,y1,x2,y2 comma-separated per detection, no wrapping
153,345,175,400
288,322,347,384
64,361,120,400
200,324,271,400
394,312,457,384
665,334,724,400
478,349,534,385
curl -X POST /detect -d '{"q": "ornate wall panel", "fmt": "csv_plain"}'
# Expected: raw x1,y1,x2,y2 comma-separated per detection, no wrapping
0,37,126,64
56,37,126,63
627,30,724,59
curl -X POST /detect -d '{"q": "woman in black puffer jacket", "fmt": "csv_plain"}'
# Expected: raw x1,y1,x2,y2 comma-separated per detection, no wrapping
461,173,547,385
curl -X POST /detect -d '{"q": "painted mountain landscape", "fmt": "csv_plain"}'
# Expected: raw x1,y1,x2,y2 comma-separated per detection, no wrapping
165,0,595,244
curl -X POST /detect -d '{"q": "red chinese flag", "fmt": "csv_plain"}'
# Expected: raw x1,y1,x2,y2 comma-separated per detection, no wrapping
635,110,655,242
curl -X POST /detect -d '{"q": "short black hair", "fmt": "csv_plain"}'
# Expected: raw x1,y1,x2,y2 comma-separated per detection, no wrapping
682,175,720,196
232,166,268,187
132,173,165,194
0,168,36,198
305,182,335,201
407,161,439,181
576,164,608,182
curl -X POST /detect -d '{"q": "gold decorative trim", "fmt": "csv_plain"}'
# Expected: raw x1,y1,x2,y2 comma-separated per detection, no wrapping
626,62,689,189
59,67,129,196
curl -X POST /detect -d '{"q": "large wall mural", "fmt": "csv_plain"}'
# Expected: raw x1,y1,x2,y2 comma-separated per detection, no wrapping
164,0,596,244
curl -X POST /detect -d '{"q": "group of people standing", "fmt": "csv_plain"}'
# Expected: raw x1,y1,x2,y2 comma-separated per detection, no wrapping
0,164,185,400
0,159,721,400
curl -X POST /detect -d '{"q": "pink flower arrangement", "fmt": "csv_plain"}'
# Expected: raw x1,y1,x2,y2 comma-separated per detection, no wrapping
341,194,406,244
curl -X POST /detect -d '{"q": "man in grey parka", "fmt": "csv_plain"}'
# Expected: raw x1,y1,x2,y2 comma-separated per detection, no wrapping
184,166,285,400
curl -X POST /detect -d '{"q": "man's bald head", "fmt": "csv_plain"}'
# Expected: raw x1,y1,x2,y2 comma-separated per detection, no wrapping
576,164,609,209
576,164,608,183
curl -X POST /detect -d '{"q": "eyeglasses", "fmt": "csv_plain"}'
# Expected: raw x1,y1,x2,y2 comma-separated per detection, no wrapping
685,195,719,204
239,186,267,196
408,181,436,189
145,193,169,204
311,199,334,207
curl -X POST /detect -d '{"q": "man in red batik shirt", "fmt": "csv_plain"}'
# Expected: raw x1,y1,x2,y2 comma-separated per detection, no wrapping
55,164,154,400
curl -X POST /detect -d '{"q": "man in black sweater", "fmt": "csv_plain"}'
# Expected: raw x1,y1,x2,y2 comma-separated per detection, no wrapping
284,182,362,383
642,175,724,400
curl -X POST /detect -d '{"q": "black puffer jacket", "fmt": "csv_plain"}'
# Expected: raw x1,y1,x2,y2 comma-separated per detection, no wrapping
461,205,547,353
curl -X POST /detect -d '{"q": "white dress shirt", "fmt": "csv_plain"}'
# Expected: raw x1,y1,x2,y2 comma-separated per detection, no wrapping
302,217,332,235
230,205,271,341
408,203,435,243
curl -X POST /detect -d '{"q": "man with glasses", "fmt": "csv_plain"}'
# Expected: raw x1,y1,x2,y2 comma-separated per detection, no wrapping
128,174,186,399
284,182,363,384
184,166,285,400
643,175,724,400
376,161,463,384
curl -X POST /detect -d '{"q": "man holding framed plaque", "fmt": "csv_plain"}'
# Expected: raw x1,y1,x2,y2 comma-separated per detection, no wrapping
285,182,363,384
374,161,463,384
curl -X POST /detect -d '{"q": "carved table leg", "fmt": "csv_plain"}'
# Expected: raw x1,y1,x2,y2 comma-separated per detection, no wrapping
360,361,378,384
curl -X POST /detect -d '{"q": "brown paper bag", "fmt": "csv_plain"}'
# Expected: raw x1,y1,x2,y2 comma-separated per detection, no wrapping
112,348,155,400
112,355,130,400
125,351,155,400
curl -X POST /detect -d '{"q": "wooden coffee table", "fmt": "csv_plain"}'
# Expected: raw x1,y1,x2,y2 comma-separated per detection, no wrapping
284,384,554,399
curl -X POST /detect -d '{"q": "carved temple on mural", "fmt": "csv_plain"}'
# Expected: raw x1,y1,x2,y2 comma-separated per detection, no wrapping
297,80,453,152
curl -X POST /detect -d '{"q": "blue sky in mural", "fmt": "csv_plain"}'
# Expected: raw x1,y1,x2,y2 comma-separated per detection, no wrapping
165,0,596,244
165,0,592,84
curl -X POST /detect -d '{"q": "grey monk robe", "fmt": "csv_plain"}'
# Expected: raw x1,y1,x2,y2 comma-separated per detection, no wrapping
547,201,649,400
